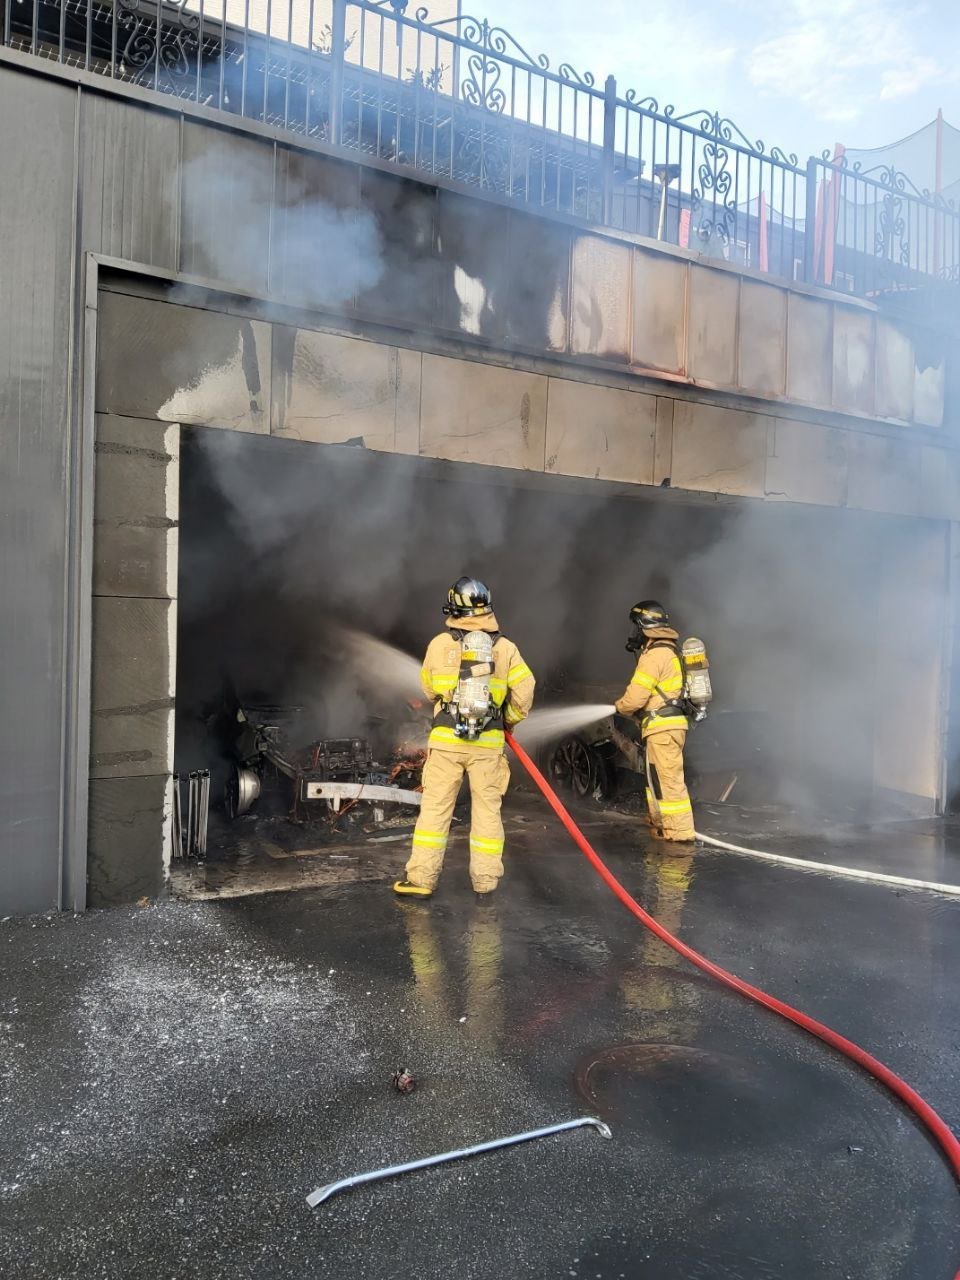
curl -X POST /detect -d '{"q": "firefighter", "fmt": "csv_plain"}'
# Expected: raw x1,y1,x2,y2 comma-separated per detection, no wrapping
394,577,535,898
614,600,695,845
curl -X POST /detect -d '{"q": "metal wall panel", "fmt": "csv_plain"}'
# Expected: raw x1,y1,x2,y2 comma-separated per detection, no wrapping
764,419,849,508
179,123,275,294
632,250,686,374
786,292,832,407
419,354,547,470
921,446,960,520
739,280,786,398
915,349,946,429
832,306,876,418
355,168,441,329
671,402,767,498
504,212,570,354
436,189,511,343
271,325,403,451
846,432,922,517
271,146,364,312
687,266,739,387
653,398,675,485
545,379,656,484
569,236,632,362
0,68,77,913
875,319,914,423
97,291,271,432
79,95,180,269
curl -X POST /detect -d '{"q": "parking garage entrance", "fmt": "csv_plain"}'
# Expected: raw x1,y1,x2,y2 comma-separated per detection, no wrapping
128,425,947,902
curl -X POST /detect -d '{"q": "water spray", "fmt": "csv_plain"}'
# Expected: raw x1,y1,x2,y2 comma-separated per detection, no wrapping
505,730,960,1280
513,704,617,749
335,628,423,702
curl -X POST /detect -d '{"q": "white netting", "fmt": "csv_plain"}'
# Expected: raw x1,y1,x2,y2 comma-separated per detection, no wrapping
843,116,960,197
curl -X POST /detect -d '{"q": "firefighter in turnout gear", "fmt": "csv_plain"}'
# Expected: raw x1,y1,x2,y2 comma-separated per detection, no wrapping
615,600,696,844
394,577,536,898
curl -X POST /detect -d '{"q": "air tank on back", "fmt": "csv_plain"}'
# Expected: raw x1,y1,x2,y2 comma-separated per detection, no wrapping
681,637,713,721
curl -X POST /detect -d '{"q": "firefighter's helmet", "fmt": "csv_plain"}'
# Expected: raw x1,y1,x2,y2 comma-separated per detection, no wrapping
629,599,669,631
443,576,493,618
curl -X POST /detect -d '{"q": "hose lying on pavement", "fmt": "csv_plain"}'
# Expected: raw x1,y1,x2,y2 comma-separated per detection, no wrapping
505,731,960,1280
695,830,960,898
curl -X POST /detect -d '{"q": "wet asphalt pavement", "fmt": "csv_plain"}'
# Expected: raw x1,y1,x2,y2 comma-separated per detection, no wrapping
2,802,959,1280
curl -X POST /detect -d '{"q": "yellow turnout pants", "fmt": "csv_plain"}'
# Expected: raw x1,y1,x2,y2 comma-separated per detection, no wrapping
644,728,695,841
406,747,511,893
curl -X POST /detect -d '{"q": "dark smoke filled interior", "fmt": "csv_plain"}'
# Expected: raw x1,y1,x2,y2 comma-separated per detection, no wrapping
175,426,949,819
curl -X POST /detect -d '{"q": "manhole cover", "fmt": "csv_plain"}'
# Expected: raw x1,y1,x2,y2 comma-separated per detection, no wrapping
574,1042,758,1131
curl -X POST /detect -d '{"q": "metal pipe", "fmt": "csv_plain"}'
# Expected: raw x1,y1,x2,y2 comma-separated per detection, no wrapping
306,1116,611,1208
197,771,208,855
187,773,195,857
172,774,183,860
198,772,204,854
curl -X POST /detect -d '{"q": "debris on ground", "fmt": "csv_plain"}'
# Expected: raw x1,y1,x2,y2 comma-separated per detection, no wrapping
392,1067,417,1094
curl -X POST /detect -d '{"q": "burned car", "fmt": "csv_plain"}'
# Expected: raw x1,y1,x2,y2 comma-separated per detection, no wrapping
541,693,776,808
222,701,424,832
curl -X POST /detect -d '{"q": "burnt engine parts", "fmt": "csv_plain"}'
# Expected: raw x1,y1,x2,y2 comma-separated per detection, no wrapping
224,705,423,827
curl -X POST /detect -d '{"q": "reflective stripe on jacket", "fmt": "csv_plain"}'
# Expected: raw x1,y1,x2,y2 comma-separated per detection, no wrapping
614,626,687,739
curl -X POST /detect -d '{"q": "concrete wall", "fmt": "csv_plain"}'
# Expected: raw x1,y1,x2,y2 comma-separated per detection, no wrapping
97,286,960,525
88,415,178,905
1,51,959,911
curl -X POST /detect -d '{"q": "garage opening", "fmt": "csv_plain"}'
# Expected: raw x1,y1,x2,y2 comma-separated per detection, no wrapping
167,425,947,898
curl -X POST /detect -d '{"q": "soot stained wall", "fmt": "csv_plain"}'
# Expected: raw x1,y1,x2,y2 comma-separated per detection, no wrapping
175,429,937,814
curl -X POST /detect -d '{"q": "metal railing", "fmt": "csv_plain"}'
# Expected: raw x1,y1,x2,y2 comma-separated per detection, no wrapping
806,155,960,300
4,0,958,309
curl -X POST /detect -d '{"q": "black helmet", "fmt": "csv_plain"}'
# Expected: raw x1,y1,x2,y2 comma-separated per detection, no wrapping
629,599,670,631
443,576,493,618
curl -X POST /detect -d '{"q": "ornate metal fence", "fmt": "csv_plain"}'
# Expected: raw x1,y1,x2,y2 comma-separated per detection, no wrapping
331,1,611,223
3,0,958,305
607,96,805,280
806,154,960,299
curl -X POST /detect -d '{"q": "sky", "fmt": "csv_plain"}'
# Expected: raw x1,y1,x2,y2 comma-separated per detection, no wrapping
487,0,959,164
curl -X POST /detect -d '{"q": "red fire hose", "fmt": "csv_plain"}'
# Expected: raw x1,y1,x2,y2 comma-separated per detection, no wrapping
505,731,960,1278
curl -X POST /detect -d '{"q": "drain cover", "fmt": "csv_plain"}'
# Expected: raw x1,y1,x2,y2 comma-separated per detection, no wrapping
574,1042,756,1123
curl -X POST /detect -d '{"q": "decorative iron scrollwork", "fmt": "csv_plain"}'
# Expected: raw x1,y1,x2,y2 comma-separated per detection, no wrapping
821,154,940,201
462,52,506,113
117,0,200,80
877,192,909,265
406,7,595,87
622,99,799,165
624,89,661,111
692,141,735,244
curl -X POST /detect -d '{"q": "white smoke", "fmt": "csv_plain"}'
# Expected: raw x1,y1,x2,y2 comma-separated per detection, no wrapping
514,704,616,748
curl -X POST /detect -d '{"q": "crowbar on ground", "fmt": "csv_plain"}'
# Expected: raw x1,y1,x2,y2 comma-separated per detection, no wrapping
306,1115,612,1207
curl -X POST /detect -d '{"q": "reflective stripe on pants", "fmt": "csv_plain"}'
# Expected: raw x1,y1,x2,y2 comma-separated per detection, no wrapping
644,728,695,840
405,748,511,890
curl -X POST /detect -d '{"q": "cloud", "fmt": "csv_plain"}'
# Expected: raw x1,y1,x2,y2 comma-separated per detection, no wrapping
512,0,738,104
879,57,943,102
747,0,952,125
